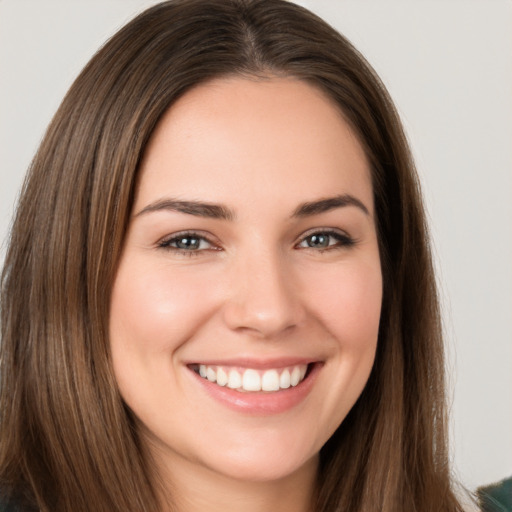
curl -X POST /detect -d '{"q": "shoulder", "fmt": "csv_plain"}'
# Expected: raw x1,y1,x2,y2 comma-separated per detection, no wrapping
478,476,512,512
0,495,32,512
0,500,22,512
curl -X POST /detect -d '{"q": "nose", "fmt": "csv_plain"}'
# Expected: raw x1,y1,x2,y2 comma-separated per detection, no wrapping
222,248,304,338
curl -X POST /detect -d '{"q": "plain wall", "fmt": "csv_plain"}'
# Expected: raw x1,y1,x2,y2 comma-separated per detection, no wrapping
1,0,511,492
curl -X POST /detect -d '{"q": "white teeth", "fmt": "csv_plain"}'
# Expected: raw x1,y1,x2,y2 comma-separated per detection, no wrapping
206,367,216,382
242,369,261,391
195,364,309,392
227,369,242,389
261,369,280,391
290,366,301,386
216,367,228,386
279,369,291,389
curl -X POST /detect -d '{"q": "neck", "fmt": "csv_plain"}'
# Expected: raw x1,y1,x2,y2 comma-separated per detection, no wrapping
154,452,319,512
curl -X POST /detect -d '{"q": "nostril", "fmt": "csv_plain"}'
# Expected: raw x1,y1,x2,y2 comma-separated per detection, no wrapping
222,293,303,337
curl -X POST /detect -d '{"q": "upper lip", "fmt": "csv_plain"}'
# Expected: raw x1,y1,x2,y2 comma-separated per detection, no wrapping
186,357,319,370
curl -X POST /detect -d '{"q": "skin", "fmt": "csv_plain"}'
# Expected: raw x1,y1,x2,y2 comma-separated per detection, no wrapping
109,77,382,512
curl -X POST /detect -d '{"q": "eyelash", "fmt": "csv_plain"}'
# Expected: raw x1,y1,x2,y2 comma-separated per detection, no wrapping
157,229,356,256
157,231,218,256
296,229,356,251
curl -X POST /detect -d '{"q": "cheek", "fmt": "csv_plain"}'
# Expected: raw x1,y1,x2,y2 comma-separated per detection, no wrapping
109,258,218,354
304,259,382,349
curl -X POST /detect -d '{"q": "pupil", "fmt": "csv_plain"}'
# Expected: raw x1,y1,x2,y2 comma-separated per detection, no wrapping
177,237,199,249
309,234,328,247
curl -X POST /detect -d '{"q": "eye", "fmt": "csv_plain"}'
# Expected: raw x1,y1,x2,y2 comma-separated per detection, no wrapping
297,230,355,250
158,231,217,254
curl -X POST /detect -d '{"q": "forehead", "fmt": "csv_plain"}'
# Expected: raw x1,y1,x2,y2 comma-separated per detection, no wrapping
136,76,373,216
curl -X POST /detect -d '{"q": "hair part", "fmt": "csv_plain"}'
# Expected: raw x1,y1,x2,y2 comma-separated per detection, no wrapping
1,1,464,510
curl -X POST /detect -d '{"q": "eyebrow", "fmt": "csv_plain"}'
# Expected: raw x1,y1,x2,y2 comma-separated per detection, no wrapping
292,194,370,217
135,194,369,220
135,198,235,220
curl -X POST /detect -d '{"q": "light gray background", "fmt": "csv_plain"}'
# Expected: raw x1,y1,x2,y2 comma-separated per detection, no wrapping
1,0,510,492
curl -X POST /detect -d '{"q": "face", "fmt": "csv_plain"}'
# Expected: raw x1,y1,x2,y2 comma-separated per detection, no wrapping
109,77,382,484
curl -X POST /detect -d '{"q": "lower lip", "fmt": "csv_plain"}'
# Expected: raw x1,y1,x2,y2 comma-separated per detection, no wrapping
189,363,321,415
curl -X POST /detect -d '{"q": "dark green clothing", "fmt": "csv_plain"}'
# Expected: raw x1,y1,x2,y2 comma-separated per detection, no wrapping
0,499,24,512
0,495,33,512
478,477,512,512
0,500,22,512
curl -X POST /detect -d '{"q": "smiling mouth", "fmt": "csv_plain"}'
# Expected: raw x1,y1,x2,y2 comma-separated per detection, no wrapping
189,363,312,393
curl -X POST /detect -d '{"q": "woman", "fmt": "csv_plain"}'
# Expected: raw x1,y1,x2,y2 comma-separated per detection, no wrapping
0,1,469,510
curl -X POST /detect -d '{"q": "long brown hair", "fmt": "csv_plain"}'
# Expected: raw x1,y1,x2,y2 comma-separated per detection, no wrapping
0,1,464,510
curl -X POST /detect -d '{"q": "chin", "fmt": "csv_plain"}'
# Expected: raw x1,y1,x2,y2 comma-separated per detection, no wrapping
203,450,318,484
189,426,321,483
